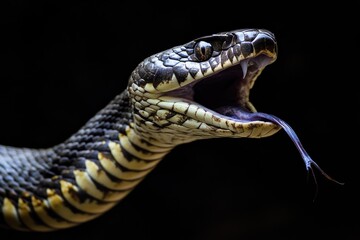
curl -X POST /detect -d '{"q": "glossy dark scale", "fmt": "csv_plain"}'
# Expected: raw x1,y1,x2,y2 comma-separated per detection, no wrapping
0,92,133,228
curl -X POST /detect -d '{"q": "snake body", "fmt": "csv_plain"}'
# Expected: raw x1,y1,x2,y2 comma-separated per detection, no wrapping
0,29,336,232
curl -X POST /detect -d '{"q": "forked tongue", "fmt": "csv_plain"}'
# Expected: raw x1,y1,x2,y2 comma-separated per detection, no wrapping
218,106,343,198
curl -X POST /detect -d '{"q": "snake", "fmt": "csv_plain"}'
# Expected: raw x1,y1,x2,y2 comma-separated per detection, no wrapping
0,28,340,232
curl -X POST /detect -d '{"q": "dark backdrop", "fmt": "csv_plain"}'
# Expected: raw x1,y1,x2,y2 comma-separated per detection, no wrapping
0,2,358,240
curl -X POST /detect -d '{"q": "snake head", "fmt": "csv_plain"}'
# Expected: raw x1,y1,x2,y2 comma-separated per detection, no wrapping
128,29,281,145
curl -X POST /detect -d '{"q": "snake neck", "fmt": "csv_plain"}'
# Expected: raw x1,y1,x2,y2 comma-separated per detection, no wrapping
0,91,173,232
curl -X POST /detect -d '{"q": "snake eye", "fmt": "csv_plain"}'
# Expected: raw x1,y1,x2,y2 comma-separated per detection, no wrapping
194,41,213,61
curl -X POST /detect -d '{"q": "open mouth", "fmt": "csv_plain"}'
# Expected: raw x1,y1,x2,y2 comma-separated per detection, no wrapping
159,51,342,186
165,54,274,122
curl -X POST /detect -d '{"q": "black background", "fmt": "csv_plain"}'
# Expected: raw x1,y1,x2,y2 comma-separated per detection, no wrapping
0,1,358,240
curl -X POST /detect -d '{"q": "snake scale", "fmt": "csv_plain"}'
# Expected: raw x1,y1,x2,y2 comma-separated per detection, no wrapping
0,28,339,232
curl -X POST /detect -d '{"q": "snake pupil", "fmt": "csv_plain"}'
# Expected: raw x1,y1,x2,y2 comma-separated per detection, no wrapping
194,41,213,61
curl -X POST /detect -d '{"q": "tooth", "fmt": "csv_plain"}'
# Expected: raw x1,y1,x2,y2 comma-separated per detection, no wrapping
246,102,257,112
240,60,248,78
